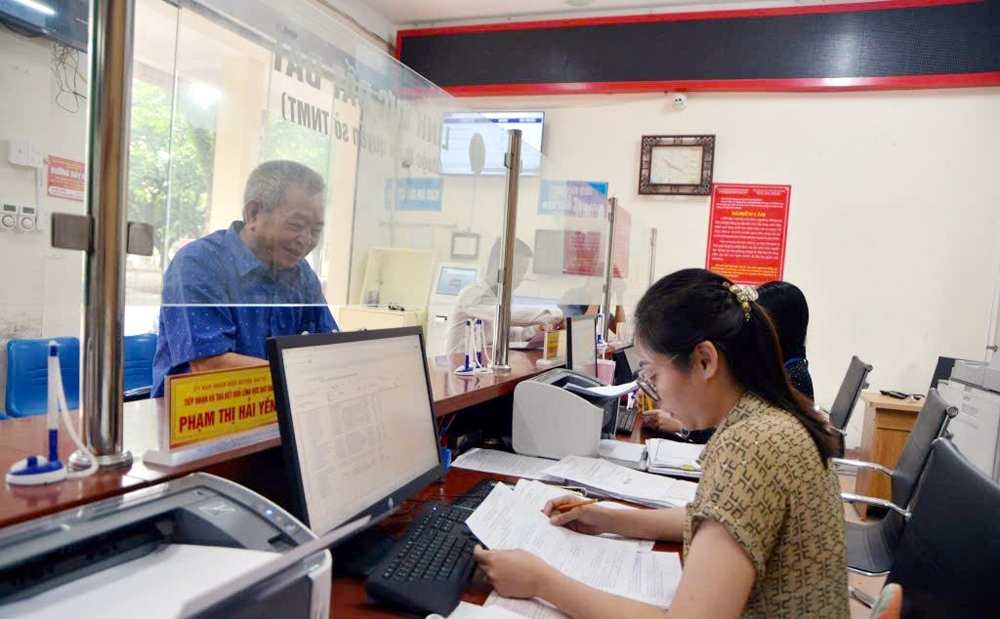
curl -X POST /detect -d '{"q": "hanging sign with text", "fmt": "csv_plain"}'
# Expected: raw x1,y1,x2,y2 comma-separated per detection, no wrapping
164,366,277,449
47,156,85,202
705,184,791,285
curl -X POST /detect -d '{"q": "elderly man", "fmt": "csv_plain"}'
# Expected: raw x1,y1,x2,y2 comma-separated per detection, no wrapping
152,160,337,396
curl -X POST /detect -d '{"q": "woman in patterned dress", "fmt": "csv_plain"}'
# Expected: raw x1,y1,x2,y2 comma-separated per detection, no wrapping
474,268,848,619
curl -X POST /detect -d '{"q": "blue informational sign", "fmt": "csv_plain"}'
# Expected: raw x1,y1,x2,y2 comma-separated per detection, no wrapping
384,178,443,211
537,181,609,218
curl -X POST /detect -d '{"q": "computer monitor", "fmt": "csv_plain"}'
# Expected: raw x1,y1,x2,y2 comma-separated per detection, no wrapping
566,315,597,379
612,345,640,386
266,327,443,537
435,265,477,296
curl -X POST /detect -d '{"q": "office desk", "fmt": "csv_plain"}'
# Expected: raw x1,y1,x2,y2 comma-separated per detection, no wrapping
0,350,556,529
331,468,680,618
854,391,924,518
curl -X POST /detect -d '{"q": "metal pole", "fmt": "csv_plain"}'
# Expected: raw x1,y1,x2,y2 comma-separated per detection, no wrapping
491,129,522,372
648,228,658,288
601,198,618,342
69,0,136,471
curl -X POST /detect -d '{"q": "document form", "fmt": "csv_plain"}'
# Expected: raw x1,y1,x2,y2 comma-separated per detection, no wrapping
542,456,698,508
451,448,562,480
466,484,680,608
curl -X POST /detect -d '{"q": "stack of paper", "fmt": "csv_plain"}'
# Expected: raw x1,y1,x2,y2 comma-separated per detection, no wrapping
451,448,562,481
598,439,647,471
541,456,698,508
465,483,682,609
644,439,704,480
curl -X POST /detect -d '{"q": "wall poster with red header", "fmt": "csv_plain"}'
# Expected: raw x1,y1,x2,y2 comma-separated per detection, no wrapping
562,208,631,277
705,183,791,285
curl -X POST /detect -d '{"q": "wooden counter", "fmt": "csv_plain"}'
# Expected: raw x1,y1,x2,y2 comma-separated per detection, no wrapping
0,350,557,529
854,391,924,518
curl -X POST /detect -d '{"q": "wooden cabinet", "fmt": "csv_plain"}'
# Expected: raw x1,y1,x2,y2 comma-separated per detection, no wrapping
854,392,923,518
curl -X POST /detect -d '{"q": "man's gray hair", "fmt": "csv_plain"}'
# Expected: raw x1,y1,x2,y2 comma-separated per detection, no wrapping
243,160,325,214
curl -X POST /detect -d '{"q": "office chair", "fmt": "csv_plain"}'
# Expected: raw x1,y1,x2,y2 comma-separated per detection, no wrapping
5,337,81,417
123,333,157,401
826,355,873,456
852,438,1000,618
835,389,957,576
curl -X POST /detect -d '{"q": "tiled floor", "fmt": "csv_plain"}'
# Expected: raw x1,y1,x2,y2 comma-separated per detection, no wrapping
839,473,886,619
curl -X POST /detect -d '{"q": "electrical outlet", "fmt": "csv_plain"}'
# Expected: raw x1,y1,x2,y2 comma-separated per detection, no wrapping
7,138,28,166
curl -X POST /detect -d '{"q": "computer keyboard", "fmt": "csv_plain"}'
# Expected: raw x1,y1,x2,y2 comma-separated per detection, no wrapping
450,478,500,510
615,405,638,434
364,501,479,617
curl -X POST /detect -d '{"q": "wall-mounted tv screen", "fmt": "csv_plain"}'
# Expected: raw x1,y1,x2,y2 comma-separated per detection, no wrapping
0,0,89,51
440,111,544,176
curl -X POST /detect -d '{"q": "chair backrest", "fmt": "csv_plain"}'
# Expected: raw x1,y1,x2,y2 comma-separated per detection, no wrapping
5,337,80,417
889,388,957,509
123,333,157,397
828,355,873,431
887,438,1000,618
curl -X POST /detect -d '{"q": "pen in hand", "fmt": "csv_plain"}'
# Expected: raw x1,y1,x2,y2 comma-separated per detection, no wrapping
554,498,598,513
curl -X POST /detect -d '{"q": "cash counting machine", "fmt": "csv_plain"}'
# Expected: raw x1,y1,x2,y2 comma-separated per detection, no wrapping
0,472,332,618
512,368,622,459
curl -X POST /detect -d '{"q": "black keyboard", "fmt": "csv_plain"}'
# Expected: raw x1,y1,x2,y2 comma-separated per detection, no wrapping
451,478,500,510
615,405,638,434
364,502,479,617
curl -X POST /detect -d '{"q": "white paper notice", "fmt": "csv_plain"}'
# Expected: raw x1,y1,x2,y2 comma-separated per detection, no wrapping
452,448,563,481
3,544,278,619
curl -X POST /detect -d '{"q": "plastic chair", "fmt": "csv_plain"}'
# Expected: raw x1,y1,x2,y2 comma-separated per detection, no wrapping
853,439,1000,617
835,388,957,576
826,355,873,456
123,333,157,401
5,337,80,418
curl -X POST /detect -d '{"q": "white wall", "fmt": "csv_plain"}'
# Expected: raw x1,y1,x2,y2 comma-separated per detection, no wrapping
457,89,1000,447
0,31,88,412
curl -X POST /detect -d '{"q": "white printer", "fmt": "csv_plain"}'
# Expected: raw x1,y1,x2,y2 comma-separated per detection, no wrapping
512,368,624,459
0,472,332,618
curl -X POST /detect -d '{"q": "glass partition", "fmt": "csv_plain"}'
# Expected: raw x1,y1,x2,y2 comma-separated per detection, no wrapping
614,206,657,345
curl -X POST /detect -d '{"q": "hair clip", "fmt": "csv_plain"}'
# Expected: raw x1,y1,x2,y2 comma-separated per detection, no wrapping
724,282,758,321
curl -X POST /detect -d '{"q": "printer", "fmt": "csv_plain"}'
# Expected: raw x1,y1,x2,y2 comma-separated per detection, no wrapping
512,368,623,459
0,472,332,618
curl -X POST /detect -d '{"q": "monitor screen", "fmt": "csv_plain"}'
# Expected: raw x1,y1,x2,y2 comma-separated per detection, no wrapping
532,229,565,275
435,266,477,296
567,315,597,378
440,111,544,176
0,0,89,51
267,328,442,536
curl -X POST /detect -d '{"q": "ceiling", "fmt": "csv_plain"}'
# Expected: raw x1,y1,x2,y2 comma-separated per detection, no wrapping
355,0,886,28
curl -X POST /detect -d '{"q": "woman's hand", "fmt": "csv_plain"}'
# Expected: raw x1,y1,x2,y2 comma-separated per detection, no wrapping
473,545,553,599
642,409,684,434
542,496,614,535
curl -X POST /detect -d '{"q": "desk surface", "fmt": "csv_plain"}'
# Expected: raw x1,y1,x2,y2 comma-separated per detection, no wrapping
0,350,558,529
860,391,925,412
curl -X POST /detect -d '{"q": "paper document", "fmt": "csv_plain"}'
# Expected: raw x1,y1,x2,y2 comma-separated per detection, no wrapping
452,448,562,481
2,544,278,619
564,380,638,399
447,601,529,619
512,480,654,552
485,591,570,619
542,456,698,508
645,439,704,479
466,484,677,607
599,439,646,464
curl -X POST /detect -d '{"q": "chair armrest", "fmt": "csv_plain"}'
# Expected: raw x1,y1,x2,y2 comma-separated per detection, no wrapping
832,457,893,477
841,492,910,519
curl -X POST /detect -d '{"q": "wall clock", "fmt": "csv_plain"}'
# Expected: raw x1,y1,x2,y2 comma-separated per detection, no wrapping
638,135,716,195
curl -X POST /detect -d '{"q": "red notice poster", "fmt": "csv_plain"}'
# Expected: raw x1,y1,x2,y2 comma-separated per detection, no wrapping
47,156,86,202
562,210,631,277
705,183,791,285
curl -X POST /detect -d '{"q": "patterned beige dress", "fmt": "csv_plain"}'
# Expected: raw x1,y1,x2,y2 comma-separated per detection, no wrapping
683,392,849,619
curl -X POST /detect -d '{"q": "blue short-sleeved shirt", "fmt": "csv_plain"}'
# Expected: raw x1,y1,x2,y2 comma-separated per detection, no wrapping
152,222,337,397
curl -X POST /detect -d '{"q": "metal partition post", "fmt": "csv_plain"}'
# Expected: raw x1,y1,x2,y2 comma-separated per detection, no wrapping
491,129,522,372
648,228,658,287
69,0,136,471
601,198,618,342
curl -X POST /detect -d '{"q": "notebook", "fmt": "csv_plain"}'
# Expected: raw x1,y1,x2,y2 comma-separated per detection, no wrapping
645,439,704,479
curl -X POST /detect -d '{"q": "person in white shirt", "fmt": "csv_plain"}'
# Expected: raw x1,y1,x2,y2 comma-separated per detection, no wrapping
444,238,563,355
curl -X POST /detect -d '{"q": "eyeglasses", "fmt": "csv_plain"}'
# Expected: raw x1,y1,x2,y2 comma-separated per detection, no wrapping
635,366,660,404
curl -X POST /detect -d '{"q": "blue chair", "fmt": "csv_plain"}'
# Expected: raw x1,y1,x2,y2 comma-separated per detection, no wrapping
123,333,157,401
5,337,80,418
